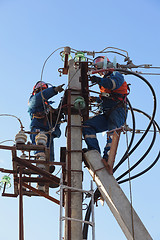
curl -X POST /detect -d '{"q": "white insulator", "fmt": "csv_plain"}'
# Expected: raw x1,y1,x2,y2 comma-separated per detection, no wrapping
35,152,46,170
35,132,47,146
15,131,27,144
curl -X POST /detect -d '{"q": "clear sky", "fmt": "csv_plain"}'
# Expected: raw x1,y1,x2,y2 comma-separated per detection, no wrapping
0,0,160,239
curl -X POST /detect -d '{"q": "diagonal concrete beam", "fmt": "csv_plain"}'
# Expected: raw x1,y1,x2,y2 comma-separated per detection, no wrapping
84,150,152,240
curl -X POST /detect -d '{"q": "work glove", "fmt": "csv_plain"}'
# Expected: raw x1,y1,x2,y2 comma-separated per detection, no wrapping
104,69,114,77
54,84,65,93
90,75,101,84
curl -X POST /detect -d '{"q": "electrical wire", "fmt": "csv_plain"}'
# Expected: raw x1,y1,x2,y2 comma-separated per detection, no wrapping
52,66,81,130
116,109,157,180
135,72,160,75
0,140,15,144
31,47,67,159
38,46,67,131
39,46,80,133
40,47,65,83
28,48,160,239
125,120,135,239
0,114,24,131
37,50,80,161
82,67,158,239
116,98,136,168
99,46,129,58
117,109,160,184
113,69,157,172
82,188,100,239
118,150,160,184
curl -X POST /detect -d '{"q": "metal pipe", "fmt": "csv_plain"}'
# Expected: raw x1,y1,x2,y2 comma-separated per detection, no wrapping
91,181,95,240
19,167,24,240
59,176,63,240
66,89,72,240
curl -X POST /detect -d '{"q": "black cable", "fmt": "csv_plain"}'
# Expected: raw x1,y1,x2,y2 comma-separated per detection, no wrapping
83,201,92,239
118,150,160,184
113,98,136,174
113,69,157,172
116,109,157,181
82,188,101,239
83,69,157,239
117,109,160,184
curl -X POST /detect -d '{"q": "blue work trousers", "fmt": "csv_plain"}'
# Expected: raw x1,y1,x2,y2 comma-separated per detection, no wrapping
82,112,125,159
30,127,55,162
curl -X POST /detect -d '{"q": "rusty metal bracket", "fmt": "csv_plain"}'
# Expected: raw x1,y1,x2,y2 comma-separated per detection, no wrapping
22,183,60,204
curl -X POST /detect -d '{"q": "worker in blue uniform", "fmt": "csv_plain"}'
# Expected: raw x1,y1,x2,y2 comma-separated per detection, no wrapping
82,56,128,173
28,81,64,173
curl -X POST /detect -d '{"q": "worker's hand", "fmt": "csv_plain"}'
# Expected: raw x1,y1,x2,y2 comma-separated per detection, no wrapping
89,96,97,103
55,84,65,93
104,69,114,76
90,75,101,84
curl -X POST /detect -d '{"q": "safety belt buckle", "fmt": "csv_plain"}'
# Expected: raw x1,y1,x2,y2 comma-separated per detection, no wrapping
101,92,110,98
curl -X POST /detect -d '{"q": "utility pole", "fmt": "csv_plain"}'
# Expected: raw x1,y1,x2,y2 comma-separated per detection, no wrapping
65,59,83,240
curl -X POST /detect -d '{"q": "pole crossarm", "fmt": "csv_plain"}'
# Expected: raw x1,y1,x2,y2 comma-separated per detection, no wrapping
13,156,60,185
23,183,60,204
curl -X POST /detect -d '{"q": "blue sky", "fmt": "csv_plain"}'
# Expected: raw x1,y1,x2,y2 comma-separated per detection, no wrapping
0,0,160,239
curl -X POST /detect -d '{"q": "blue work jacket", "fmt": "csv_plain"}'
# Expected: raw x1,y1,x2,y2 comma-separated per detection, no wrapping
28,87,61,136
97,72,128,127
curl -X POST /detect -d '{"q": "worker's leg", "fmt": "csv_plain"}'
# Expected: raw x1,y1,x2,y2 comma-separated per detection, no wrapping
46,133,54,162
30,127,43,155
45,133,55,173
82,114,110,154
103,108,126,160
103,133,113,160
30,127,37,145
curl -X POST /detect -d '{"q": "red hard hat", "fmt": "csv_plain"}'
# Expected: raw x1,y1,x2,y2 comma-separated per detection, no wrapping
32,81,48,95
93,56,110,69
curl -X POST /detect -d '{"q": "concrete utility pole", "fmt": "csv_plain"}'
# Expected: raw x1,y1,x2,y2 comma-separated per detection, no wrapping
65,59,83,240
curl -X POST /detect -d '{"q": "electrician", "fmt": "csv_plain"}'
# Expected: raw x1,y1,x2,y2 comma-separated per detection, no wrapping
28,81,64,173
82,56,128,173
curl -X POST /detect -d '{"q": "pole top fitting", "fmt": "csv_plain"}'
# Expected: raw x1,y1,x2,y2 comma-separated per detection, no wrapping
64,46,71,55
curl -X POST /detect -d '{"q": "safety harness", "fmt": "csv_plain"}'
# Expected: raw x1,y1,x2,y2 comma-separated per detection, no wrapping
99,81,130,116
32,101,63,127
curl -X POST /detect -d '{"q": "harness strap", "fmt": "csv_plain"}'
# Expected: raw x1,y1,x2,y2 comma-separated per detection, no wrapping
104,101,126,118
100,92,127,103
32,112,46,119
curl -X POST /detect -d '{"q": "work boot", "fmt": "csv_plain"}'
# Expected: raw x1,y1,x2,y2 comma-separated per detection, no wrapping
82,148,89,153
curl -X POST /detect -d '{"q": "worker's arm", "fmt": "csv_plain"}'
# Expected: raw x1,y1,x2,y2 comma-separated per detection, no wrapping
28,87,58,108
91,72,124,90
